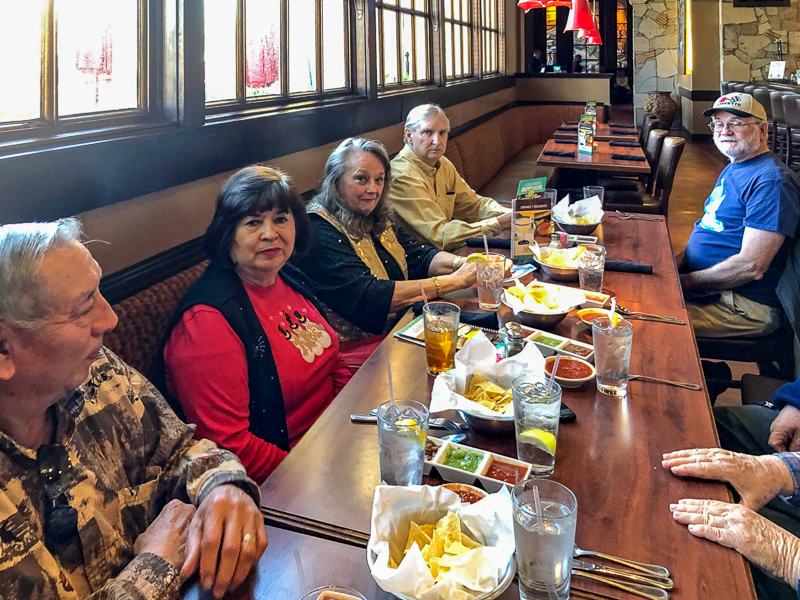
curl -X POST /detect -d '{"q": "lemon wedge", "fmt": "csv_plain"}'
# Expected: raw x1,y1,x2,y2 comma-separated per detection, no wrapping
465,253,487,263
518,429,557,455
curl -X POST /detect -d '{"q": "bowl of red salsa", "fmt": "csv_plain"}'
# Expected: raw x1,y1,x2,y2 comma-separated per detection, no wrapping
576,307,615,327
442,483,488,504
544,355,596,388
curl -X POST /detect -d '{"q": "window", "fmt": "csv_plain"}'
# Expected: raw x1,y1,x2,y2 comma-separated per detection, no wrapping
444,0,473,79
0,0,146,130
376,0,430,89
545,7,557,66
480,0,501,74
204,0,350,106
617,0,629,69
572,33,600,73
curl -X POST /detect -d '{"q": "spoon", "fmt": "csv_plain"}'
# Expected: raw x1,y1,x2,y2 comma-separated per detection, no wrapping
615,210,663,222
628,374,702,391
573,546,671,577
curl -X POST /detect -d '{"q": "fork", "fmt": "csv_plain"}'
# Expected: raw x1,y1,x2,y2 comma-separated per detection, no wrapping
615,210,663,222
350,412,468,433
573,546,670,577
615,305,684,324
628,374,702,391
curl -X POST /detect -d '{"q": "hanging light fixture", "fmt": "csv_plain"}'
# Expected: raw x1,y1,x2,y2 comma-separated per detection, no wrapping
564,0,595,32
585,16,603,44
518,0,547,10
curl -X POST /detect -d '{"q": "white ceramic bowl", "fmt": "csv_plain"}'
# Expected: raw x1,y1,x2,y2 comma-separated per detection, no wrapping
576,307,615,327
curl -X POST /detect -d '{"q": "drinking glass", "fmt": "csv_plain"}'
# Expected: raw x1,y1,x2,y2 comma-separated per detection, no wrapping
578,244,606,292
583,185,604,203
476,253,505,311
512,375,562,477
543,188,558,208
592,316,633,396
513,479,578,600
299,586,368,600
376,399,429,486
422,302,460,375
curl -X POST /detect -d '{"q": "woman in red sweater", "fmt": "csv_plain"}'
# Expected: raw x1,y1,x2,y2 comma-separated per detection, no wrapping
154,166,351,483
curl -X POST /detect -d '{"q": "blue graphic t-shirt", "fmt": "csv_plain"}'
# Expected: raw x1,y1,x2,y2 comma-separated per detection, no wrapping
684,152,800,308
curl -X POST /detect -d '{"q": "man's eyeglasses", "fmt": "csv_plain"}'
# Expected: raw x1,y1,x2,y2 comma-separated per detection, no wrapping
708,120,763,133
37,443,79,548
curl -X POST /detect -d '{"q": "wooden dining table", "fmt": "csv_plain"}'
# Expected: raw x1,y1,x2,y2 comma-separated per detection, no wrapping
188,214,756,600
553,122,638,143
536,139,651,175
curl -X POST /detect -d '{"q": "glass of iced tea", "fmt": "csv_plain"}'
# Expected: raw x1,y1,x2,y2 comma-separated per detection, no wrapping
422,302,460,375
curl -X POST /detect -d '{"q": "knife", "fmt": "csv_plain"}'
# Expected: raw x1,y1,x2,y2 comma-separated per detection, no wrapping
572,559,673,590
572,570,669,600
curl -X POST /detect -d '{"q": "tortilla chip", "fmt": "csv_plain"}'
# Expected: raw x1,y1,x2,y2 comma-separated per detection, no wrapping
388,556,398,569
444,540,471,555
404,522,432,553
459,533,482,549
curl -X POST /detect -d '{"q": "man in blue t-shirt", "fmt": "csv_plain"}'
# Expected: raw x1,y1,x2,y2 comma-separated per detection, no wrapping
681,93,800,337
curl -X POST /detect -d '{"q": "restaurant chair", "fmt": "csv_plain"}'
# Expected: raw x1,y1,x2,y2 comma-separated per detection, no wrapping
639,113,657,147
740,373,789,405
771,91,790,159
720,81,736,95
744,84,757,96
603,136,685,217
782,94,800,173
597,129,667,194
752,87,775,150
731,82,748,94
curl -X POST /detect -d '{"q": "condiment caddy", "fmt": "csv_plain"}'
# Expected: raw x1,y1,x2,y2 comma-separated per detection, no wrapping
423,437,532,493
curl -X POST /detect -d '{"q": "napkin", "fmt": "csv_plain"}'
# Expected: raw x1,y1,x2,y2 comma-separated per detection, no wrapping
429,332,545,415
502,279,587,317
607,122,634,127
552,194,604,225
609,141,640,148
554,140,578,145
605,260,653,274
543,150,576,157
367,485,516,600
557,126,578,131
611,153,646,162
411,303,500,331
610,129,637,135
465,237,511,249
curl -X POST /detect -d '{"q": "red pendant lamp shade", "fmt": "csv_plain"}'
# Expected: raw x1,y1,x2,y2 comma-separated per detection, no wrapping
563,0,595,32
585,16,602,44
518,0,547,10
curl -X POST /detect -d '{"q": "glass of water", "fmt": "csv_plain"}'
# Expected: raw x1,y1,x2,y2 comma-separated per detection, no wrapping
513,478,578,600
376,399,429,486
578,244,606,292
476,253,505,311
583,185,604,203
512,375,562,477
592,316,633,396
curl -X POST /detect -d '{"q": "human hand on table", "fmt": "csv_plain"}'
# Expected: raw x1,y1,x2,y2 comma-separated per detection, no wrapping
662,448,793,510
770,405,800,452
669,498,800,587
181,484,268,599
447,261,478,290
134,499,196,572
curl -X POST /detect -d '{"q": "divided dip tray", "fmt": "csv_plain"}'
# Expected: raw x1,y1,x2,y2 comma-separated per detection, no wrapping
524,328,595,363
423,437,532,493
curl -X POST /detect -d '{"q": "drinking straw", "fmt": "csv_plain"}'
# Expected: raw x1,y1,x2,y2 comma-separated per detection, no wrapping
419,282,429,307
610,298,618,327
386,360,395,407
483,234,490,257
548,354,560,392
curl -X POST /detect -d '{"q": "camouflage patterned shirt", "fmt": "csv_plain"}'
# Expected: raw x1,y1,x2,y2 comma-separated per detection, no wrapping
0,348,260,600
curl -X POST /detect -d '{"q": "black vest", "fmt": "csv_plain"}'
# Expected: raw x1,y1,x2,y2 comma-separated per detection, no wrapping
151,262,326,452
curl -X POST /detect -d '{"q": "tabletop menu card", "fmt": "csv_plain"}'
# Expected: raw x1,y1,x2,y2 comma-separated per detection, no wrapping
512,177,549,259
578,113,594,155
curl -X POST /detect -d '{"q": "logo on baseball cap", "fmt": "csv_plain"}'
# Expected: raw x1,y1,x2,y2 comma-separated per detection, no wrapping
702,93,767,121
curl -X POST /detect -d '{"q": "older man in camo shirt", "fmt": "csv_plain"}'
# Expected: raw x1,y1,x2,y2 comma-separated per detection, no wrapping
0,219,267,600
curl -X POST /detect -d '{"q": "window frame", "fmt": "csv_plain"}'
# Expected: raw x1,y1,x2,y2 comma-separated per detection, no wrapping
0,0,161,145
204,0,353,116
442,0,474,81
374,0,432,92
480,0,501,75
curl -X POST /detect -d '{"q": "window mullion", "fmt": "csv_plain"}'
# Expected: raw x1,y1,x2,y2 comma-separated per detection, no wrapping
316,0,323,92
42,0,56,123
395,8,401,85
280,0,289,97
237,0,245,104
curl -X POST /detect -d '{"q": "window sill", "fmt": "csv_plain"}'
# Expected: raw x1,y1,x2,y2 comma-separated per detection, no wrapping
204,92,366,124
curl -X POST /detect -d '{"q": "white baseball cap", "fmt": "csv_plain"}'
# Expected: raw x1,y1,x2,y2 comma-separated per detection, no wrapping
703,93,767,121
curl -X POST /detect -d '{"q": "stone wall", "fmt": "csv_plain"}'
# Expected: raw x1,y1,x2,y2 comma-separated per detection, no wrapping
631,0,680,124
720,0,800,81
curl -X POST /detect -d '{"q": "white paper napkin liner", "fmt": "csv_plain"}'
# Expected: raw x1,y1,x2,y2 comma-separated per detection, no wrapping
429,333,545,415
368,485,515,600
502,286,585,316
552,195,604,223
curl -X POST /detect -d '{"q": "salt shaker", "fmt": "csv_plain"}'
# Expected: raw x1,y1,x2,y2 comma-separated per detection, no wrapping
501,322,526,358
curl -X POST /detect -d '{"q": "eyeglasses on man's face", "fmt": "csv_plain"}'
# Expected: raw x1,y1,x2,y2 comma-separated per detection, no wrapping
708,119,763,133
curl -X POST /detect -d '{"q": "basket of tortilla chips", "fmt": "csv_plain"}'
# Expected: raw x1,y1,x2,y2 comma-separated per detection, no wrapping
430,332,545,435
367,485,516,600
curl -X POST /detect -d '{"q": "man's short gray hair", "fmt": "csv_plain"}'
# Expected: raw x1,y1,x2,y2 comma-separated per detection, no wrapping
0,218,83,328
404,104,450,133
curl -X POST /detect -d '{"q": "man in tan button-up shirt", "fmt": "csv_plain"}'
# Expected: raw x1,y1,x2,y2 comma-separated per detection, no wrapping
389,104,511,252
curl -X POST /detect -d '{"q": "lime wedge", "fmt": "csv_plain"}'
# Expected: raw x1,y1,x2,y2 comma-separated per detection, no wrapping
518,429,557,455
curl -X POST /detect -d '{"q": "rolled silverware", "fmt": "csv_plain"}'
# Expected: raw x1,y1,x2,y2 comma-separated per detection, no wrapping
573,546,671,577
628,374,702,391
572,570,669,600
572,559,674,590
